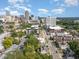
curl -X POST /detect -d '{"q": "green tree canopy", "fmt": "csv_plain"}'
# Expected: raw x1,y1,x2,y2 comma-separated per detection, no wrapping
68,40,79,57
27,34,40,50
3,37,14,49
17,31,25,38
11,31,25,38
4,50,25,59
20,23,32,29
0,26,4,34
68,40,79,51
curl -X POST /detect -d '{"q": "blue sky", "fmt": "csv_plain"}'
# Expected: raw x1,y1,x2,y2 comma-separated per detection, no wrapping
0,0,79,17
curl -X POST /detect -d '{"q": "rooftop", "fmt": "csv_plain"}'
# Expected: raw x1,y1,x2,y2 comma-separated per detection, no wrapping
49,26,64,30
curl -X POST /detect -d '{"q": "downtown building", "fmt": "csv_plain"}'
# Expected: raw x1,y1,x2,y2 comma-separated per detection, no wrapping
1,11,21,31
45,16,56,27
45,16,73,44
24,10,29,22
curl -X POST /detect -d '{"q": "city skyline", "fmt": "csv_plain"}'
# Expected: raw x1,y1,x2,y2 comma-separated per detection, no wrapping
0,0,79,17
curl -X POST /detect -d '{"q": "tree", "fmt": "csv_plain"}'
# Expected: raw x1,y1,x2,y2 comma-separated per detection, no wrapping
3,37,14,49
4,50,25,59
68,40,79,51
11,31,17,37
68,40,79,58
27,34,40,50
23,44,35,56
8,25,14,29
17,31,25,38
4,33,52,59
20,23,32,29
11,31,25,38
13,39,20,45
75,48,79,57
5,49,52,59
0,26,4,34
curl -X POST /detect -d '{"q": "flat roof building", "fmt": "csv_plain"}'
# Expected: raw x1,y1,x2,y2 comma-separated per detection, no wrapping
6,10,10,16
45,17,56,27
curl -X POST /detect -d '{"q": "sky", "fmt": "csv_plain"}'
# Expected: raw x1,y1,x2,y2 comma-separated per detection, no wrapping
0,0,79,17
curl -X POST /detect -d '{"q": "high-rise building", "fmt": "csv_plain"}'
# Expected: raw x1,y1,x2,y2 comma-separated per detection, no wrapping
45,16,56,27
25,10,29,20
6,10,10,16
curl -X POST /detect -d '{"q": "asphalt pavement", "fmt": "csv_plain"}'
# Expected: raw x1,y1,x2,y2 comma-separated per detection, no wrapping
48,40,62,59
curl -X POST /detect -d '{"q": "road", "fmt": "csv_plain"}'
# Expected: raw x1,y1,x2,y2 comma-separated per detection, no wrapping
0,36,26,59
48,40,62,59
0,32,10,50
0,32,10,44
40,29,62,59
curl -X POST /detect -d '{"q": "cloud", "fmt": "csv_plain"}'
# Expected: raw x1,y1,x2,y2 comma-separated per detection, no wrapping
19,0,24,3
51,8,64,14
4,6,11,11
37,9,49,16
8,0,24,4
8,0,18,4
54,0,59,2
0,12,5,15
49,0,59,4
1,6,19,16
26,0,29,3
10,10,19,16
2,2,31,16
1,0,31,16
38,9,48,13
65,0,79,6
14,4,31,12
0,9,6,15
24,7,31,12
60,4,65,7
27,4,32,8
